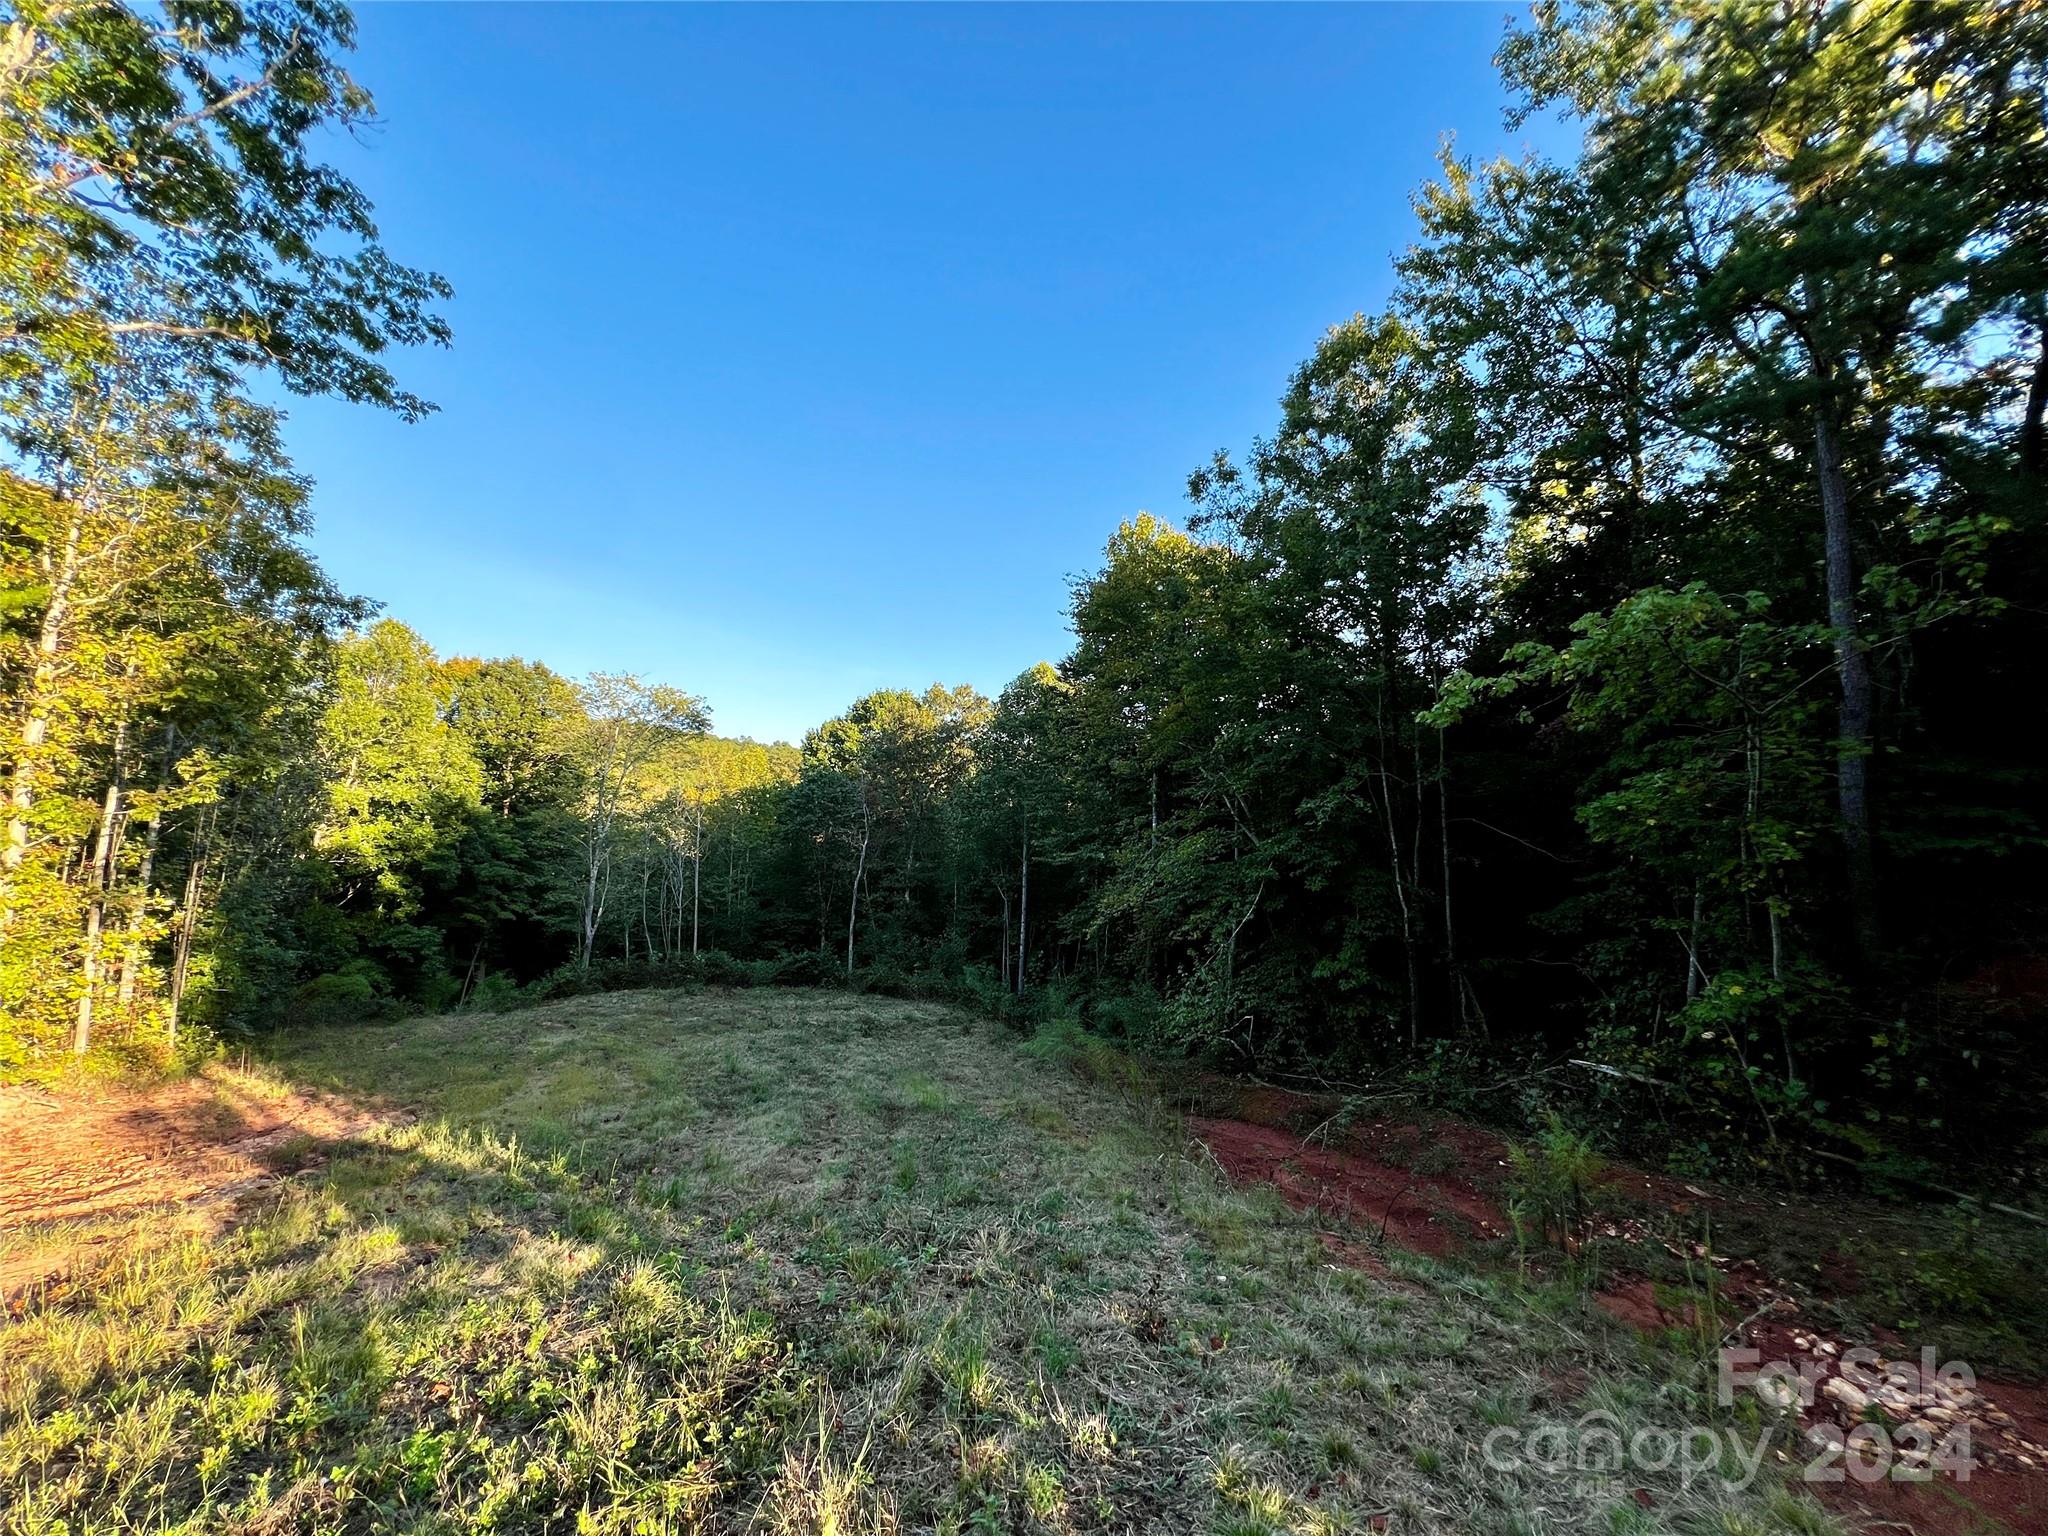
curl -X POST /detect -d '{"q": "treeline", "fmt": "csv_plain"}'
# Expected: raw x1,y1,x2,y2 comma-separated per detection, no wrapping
6,2,2046,1172
2,0,448,1068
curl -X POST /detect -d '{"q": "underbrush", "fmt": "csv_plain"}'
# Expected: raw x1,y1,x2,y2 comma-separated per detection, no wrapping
3,990,1839,1534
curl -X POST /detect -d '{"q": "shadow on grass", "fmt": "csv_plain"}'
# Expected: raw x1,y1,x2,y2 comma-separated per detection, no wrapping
2,1117,820,1535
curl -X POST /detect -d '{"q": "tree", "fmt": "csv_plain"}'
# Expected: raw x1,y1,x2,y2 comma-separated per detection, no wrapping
1497,0,2048,965
1201,314,1488,1043
798,686,990,978
445,657,582,818
309,621,481,1002
1,377,350,1058
572,674,707,972
0,0,451,418
977,666,1068,996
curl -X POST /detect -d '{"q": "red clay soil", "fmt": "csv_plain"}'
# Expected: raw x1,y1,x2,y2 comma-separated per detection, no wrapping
1189,1113,1507,1258
1818,1474,2044,1536
1193,1075,1719,1218
0,1069,387,1310
1813,1412,2048,1536
1591,1277,1696,1331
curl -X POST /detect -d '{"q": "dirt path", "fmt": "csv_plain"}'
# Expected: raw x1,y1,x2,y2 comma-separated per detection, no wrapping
1,1068,389,1309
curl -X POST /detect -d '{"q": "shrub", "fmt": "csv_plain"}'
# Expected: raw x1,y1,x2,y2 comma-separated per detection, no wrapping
1505,1113,1605,1257
746,949,836,989
463,972,526,1013
695,949,751,987
290,961,387,1027
1084,982,1163,1043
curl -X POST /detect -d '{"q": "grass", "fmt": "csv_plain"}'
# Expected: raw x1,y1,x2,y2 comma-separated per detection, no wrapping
1,989,1842,1534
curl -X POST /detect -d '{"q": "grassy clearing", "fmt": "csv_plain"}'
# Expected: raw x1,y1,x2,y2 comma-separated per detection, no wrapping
2,990,1839,1534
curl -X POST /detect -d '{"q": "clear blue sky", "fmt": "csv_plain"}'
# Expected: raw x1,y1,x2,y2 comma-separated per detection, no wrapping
284,3,1558,745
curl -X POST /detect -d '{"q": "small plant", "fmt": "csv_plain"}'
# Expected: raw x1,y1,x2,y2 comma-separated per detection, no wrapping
841,1245,898,1292
892,1143,919,1191
1031,1324,1080,1378
1252,1379,1297,1430
903,1073,953,1112
940,1339,1001,1414
1506,1113,1606,1285
1022,1463,1065,1519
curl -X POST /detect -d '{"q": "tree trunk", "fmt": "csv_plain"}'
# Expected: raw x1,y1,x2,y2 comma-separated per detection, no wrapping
459,943,483,1006
1686,882,1706,1001
997,885,1011,989
1223,883,1264,1038
1812,391,1882,966
580,842,604,972
846,815,868,980
1377,757,1420,1046
1438,725,1469,1033
2023,325,2047,479
1015,814,1029,997
75,723,127,1055
117,808,160,1011
167,808,213,1048
692,801,702,955
4,510,82,909
1411,732,1425,891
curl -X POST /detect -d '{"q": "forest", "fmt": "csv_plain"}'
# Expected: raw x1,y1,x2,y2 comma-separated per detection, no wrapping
4,0,2045,1182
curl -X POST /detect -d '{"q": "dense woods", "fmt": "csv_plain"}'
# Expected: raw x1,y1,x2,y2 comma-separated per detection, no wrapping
4,0,2044,1176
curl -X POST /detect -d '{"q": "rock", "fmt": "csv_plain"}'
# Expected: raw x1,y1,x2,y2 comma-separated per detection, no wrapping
1824,1377,1871,1414
1757,1376,1801,1410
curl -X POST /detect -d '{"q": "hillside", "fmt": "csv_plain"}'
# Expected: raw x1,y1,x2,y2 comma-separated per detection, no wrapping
0,988,1872,1536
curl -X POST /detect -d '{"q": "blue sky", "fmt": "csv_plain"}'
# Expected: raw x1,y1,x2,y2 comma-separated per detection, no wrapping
285,3,1556,744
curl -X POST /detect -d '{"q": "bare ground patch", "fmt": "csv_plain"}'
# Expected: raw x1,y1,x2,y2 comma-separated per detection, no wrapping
1,1067,393,1309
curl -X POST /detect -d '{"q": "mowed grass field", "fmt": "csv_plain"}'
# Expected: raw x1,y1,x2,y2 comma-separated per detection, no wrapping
1,991,1839,1535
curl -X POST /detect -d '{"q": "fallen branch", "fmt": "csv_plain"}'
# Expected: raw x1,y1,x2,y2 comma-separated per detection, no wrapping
1569,1058,1682,1091
1806,1148,2047,1228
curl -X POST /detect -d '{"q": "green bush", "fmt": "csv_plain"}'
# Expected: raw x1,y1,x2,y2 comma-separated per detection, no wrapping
462,972,526,1013
1084,982,1163,1044
745,949,836,989
1505,1113,1605,1257
290,961,387,1027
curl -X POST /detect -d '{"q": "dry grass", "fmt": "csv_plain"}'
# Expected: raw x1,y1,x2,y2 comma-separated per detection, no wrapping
0,989,1841,1534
